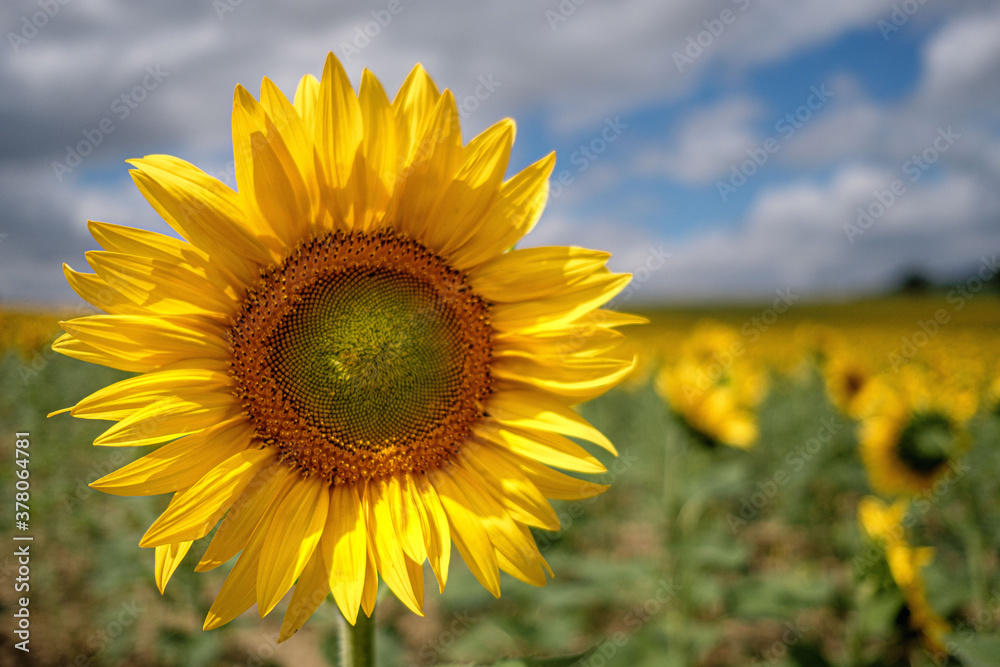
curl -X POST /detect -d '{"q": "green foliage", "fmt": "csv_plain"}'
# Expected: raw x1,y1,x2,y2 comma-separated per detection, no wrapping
1,298,998,666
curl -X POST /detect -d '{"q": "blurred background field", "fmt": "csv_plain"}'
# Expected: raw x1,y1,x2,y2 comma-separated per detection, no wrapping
3,2,999,665
2,292,999,667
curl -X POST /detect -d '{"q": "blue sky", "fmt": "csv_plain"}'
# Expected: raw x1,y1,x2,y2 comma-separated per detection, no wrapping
577,25,928,238
1,0,998,304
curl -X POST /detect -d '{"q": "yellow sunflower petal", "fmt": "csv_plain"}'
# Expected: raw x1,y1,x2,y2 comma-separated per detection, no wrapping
278,548,330,643
60,315,228,368
445,464,548,586
391,63,442,164
52,333,157,373
86,220,240,296
322,483,367,625
260,76,320,211
431,466,500,597
203,498,277,631
86,252,236,321
415,475,451,593
140,448,274,548
63,265,144,315
509,453,610,501
293,74,320,127
494,532,549,587
476,423,606,474
91,420,253,496
316,53,362,224
468,246,611,302
489,389,617,455
491,273,631,334
460,443,560,531
493,356,637,401
233,84,312,246
85,250,235,319
386,90,463,238
196,463,291,572
154,540,192,594
71,364,231,421
257,473,329,616
88,219,205,262
423,118,514,254
581,309,650,328
93,393,242,447
360,540,379,618
449,151,555,271
493,326,626,360
128,155,273,282
354,68,398,231
388,474,427,565
368,480,425,616
500,524,554,585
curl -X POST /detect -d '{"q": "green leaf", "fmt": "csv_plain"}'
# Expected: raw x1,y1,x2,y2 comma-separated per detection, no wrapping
731,572,836,618
789,643,835,667
856,591,903,637
950,633,1000,667
487,647,597,666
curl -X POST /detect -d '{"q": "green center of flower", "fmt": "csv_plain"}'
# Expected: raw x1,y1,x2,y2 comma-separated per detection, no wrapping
897,412,953,474
269,268,466,445
228,231,494,484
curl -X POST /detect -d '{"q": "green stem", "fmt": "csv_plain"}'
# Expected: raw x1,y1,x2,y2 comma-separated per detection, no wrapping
336,607,376,667
662,414,691,663
961,485,988,611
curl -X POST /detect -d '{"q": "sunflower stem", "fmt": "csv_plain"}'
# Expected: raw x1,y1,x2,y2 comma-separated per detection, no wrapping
336,608,376,667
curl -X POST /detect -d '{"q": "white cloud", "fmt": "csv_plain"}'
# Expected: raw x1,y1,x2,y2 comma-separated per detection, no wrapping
778,99,884,166
637,98,763,184
919,6,1000,107
711,0,900,66
534,167,1000,302
754,9,1000,177
1,0,999,305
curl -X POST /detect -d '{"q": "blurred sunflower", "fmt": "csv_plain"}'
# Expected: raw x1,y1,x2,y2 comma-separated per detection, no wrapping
793,322,844,363
823,350,873,419
1,310,62,358
860,366,976,496
858,497,950,658
53,54,640,640
655,322,765,448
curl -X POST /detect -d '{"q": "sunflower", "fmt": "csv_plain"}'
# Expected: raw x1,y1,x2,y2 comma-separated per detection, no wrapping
859,366,976,496
857,497,950,658
655,321,765,448
53,54,640,640
823,350,873,419
792,322,844,363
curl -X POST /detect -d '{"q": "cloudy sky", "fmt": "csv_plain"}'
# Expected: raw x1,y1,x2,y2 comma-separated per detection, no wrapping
1,0,998,305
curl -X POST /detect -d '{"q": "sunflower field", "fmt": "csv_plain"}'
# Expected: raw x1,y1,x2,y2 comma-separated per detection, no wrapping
1,291,998,667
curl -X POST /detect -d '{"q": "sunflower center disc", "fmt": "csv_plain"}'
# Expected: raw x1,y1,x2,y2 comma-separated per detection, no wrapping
228,231,493,484
844,372,865,397
271,269,466,443
897,412,953,474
